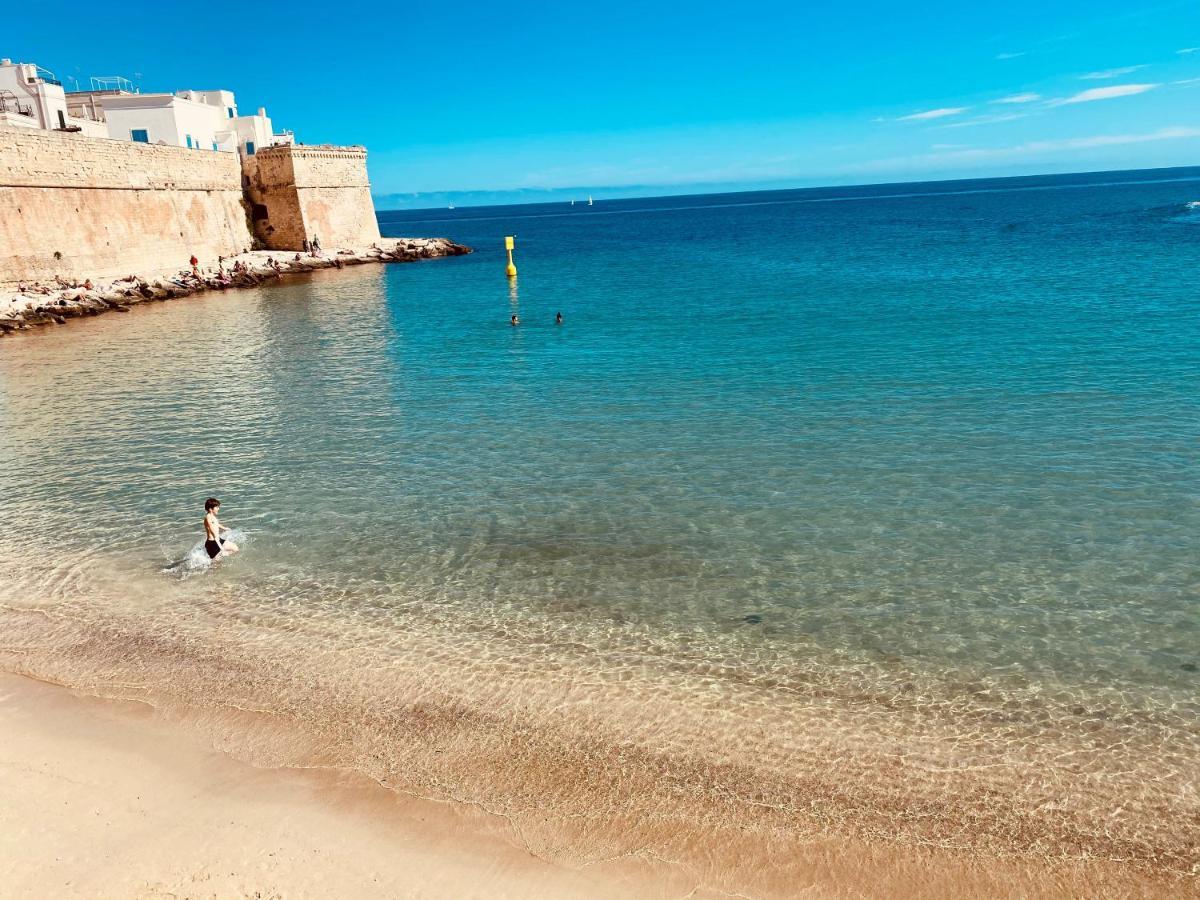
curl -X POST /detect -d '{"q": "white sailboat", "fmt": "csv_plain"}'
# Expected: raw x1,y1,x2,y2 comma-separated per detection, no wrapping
587,195,593,206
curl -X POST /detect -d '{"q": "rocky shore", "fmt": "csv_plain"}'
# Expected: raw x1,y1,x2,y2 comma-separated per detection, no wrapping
0,238,470,337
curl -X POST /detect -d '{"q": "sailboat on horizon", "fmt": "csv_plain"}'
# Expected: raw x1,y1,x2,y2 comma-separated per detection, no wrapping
588,195,593,206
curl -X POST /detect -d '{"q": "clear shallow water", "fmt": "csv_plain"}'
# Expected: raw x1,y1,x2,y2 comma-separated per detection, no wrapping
2,169,1199,886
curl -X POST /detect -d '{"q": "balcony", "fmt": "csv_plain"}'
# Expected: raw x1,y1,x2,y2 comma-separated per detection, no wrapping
0,91,34,118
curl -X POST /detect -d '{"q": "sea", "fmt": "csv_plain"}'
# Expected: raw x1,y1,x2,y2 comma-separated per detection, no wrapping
1,168,1198,893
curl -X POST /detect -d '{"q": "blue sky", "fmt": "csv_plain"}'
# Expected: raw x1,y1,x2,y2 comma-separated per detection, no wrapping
16,0,1200,205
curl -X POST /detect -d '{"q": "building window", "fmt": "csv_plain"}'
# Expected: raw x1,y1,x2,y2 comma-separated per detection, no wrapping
245,141,256,155
131,129,149,143
57,110,66,129
227,107,234,118
186,134,193,149
212,141,218,151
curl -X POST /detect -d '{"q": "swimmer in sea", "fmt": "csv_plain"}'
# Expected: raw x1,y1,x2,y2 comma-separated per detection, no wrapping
510,314,520,326
555,311,563,325
203,497,239,560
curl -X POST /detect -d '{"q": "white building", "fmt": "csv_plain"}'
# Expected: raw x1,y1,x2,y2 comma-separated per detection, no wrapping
99,92,238,151
97,88,291,156
1,58,292,156
0,59,107,136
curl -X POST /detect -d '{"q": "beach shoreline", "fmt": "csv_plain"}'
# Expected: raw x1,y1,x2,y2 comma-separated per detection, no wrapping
0,237,470,337
3,175,1198,899
1,632,1190,899
0,671,697,900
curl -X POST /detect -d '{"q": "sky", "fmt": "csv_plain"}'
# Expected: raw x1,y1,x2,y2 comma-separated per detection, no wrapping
13,0,1200,206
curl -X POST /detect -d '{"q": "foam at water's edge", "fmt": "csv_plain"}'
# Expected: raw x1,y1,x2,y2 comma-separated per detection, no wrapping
162,529,250,576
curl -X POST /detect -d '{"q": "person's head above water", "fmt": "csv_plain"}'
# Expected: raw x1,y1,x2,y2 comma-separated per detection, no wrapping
555,311,563,324
510,314,520,325
204,497,220,513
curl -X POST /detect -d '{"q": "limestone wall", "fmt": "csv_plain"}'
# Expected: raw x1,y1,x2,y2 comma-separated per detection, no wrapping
0,126,254,284
245,145,381,251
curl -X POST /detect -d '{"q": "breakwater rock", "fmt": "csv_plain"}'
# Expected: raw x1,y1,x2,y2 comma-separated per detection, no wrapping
0,238,471,337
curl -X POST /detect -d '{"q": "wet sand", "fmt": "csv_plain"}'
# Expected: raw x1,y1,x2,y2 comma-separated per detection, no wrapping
0,672,695,900
1,668,1188,899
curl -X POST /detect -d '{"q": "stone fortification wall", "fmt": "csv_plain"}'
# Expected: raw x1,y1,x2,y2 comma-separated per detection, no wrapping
0,126,254,284
245,145,381,251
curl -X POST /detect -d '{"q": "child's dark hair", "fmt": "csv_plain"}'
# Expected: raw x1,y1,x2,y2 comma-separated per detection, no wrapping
204,497,221,512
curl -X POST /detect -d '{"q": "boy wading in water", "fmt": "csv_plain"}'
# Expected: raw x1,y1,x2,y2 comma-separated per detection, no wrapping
203,497,239,560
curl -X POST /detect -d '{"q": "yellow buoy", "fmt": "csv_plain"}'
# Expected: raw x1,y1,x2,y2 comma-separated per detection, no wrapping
504,235,518,278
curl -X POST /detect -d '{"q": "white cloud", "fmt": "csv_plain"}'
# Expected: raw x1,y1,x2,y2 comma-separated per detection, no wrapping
942,112,1030,129
993,92,1041,104
940,127,1200,158
846,126,1200,173
1049,83,1159,105
1080,65,1146,80
895,107,970,121
1178,47,1199,55
931,143,969,150
996,52,1026,60
1174,77,1200,85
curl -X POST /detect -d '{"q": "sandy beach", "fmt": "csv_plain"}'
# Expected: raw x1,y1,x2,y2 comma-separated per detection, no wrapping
0,672,699,900
1,669,1187,900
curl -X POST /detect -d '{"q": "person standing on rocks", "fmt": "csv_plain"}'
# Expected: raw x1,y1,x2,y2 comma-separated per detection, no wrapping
190,254,199,277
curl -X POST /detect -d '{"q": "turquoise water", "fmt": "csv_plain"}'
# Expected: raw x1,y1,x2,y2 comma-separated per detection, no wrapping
374,173,1200,688
2,169,1198,880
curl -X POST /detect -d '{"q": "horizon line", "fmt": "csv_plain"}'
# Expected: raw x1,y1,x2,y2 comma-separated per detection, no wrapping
372,162,1200,213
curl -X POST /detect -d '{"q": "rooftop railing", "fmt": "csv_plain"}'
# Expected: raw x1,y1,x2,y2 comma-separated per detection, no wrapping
34,66,61,85
89,75,137,93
